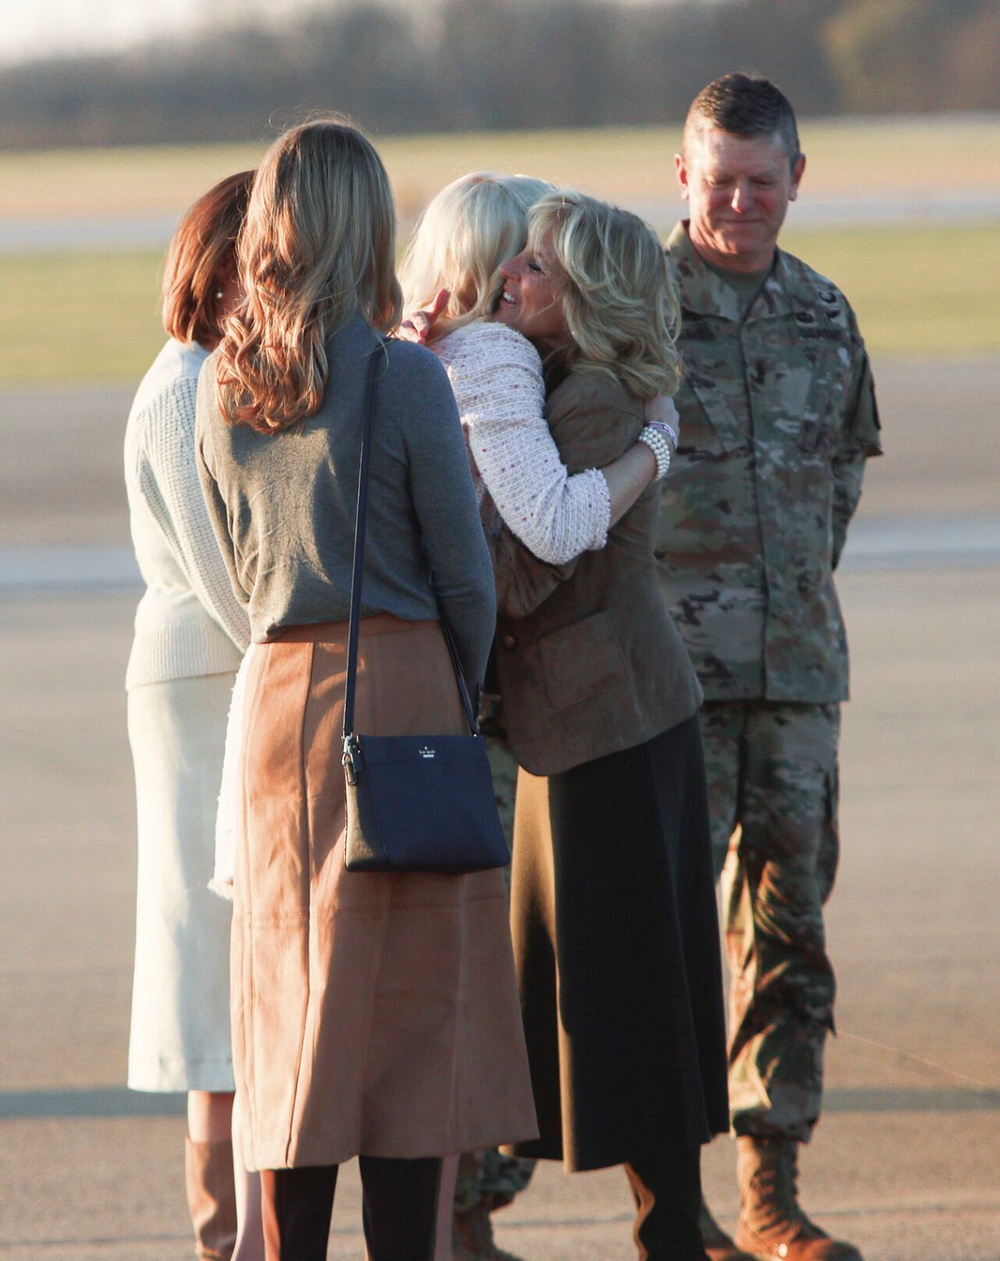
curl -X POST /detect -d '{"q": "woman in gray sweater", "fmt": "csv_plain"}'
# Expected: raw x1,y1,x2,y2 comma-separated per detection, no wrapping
196,119,535,1261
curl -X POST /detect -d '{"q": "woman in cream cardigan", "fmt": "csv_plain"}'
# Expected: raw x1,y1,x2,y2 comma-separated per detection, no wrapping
124,170,262,1261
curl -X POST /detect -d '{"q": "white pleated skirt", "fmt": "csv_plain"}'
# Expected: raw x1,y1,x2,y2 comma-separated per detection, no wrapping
127,671,237,1093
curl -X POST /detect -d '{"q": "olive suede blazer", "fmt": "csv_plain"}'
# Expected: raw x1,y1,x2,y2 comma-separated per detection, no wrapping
491,368,702,777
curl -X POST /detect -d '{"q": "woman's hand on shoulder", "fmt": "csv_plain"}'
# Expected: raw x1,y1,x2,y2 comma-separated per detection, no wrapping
398,288,450,344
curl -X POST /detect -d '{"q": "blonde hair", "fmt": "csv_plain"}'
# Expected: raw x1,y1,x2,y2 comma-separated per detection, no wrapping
162,170,253,347
217,118,401,433
399,172,553,338
527,191,681,400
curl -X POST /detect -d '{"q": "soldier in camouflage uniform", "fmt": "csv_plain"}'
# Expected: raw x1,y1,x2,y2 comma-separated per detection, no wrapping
658,75,882,1261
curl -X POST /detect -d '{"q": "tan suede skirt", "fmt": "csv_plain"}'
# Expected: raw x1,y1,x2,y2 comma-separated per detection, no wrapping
232,614,536,1171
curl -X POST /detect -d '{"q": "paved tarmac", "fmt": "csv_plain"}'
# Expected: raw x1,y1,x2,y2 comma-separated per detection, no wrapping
1,359,998,1259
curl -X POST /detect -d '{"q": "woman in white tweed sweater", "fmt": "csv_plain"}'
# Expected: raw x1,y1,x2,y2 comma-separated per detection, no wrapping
124,171,260,1261
398,173,675,567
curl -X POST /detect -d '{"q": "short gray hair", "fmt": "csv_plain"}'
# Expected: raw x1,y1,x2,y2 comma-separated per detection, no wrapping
683,73,800,169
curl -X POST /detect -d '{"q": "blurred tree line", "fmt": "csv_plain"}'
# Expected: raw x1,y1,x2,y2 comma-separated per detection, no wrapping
2,0,997,149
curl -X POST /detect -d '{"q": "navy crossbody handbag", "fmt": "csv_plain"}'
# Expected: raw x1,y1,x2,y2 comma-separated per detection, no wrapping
341,349,510,874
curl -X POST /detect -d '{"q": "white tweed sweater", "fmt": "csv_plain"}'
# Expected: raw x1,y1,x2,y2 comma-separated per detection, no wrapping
124,339,249,689
432,321,610,564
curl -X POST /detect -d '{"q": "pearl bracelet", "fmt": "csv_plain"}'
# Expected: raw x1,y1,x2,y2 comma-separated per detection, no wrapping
637,425,673,482
645,419,678,450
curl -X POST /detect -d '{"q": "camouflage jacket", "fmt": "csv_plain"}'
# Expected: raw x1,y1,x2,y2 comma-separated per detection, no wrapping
658,222,882,703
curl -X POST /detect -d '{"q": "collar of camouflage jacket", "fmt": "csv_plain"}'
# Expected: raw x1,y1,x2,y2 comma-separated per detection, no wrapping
666,220,804,326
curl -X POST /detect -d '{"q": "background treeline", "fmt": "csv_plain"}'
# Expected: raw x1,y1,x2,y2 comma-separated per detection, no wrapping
2,0,998,150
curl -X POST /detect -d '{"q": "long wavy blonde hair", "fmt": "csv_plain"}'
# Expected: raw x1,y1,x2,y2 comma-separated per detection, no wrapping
216,118,401,433
398,172,553,338
527,191,681,400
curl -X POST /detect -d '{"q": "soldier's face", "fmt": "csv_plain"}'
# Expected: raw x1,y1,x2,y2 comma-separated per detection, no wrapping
676,127,806,274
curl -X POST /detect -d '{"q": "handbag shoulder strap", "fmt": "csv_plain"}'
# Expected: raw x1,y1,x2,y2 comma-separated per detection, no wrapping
342,346,480,748
342,350,380,742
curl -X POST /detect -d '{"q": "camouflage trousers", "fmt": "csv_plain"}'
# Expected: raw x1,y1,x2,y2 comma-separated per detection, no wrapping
452,732,537,1212
487,733,518,855
700,700,840,1144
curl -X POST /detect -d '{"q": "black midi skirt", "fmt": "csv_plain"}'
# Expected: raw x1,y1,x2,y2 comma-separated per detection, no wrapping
506,712,729,1172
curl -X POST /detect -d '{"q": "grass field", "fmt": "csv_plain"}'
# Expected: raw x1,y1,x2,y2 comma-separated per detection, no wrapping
781,224,1000,357
3,224,997,385
2,116,998,384
3,113,998,220
0,252,164,384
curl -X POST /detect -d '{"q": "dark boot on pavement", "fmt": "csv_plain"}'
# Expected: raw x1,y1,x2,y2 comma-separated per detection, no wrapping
733,1137,863,1261
700,1197,759,1261
185,1137,238,1261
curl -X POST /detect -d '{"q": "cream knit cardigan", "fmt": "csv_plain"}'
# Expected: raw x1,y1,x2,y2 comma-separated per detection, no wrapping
124,338,249,689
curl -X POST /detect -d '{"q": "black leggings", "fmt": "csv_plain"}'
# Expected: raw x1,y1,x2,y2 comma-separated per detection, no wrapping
260,1155,443,1261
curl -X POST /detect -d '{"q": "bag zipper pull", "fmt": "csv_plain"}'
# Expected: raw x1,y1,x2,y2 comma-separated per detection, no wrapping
342,735,359,786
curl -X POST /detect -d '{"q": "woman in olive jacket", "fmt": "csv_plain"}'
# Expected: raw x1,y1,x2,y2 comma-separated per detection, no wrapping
489,191,729,1261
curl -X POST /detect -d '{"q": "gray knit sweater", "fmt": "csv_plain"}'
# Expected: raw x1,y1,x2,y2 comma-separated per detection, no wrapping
196,317,496,691
124,338,250,690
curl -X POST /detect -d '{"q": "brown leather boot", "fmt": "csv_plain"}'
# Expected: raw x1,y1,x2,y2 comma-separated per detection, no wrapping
733,1137,863,1261
700,1198,759,1261
185,1137,238,1261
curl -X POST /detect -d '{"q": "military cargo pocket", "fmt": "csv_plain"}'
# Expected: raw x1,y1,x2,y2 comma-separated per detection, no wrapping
682,379,744,455
538,611,628,709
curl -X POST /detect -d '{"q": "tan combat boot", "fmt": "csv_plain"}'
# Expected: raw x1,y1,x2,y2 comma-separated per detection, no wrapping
701,1197,760,1261
733,1137,863,1261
